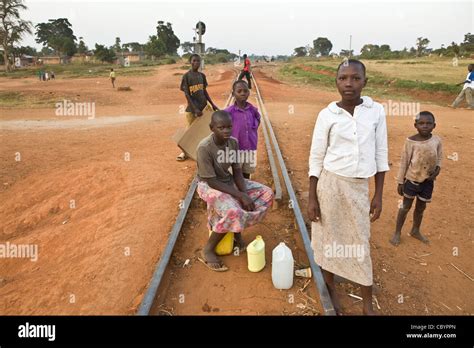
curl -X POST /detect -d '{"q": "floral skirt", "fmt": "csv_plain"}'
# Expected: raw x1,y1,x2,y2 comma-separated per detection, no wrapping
197,179,273,233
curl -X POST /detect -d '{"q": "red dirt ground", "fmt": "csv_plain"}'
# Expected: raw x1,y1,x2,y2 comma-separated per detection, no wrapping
1,62,472,315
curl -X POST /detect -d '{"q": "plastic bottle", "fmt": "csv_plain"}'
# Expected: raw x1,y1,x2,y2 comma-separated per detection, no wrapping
209,231,234,256
247,235,265,272
271,242,294,289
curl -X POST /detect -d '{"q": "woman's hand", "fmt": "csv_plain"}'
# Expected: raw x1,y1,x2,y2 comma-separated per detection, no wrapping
308,197,321,222
370,196,382,222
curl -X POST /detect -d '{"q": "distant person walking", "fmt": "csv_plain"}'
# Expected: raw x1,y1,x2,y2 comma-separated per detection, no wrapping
238,54,252,89
110,68,116,88
451,64,473,109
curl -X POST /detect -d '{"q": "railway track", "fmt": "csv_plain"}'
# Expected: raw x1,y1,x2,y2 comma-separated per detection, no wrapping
137,69,335,316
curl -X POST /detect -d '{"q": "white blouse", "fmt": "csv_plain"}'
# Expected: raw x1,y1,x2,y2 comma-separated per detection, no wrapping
309,96,390,179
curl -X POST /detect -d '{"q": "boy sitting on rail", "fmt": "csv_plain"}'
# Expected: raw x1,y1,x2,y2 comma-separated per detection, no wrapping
196,110,273,271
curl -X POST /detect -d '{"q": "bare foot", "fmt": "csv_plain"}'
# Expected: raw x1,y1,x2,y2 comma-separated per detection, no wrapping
200,250,227,271
389,233,401,246
409,229,429,244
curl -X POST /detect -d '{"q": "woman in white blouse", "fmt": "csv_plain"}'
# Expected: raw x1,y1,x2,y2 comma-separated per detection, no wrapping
308,59,389,315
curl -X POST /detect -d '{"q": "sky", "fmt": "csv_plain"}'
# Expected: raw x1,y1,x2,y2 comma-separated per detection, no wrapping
20,0,473,56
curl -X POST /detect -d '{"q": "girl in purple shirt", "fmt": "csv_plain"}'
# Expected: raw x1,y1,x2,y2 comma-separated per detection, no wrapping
225,80,261,178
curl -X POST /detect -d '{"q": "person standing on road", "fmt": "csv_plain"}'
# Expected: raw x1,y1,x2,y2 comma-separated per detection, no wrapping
308,59,389,315
451,63,474,109
177,53,219,161
110,68,116,88
238,54,252,89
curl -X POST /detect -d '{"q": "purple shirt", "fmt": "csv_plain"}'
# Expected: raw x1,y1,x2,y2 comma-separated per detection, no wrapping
225,102,261,150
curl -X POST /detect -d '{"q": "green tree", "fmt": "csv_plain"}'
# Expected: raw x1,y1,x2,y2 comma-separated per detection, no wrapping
415,37,430,57
12,45,36,56
0,0,33,71
156,21,180,55
35,18,77,58
181,41,193,54
144,35,166,58
77,37,88,54
460,32,473,54
40,46,54,56
339,49,354,57
123,42,142,52
114,37,121,52
313,37,333,56
93,43,116,63
293,46,307,57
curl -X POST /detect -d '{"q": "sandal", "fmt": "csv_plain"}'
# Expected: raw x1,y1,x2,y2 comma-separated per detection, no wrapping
197,252,228,272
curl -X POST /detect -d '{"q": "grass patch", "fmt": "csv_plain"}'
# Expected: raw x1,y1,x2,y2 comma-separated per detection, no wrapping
0,91,58,108
0,91,23,106
279,58,461,104
0,57,178,79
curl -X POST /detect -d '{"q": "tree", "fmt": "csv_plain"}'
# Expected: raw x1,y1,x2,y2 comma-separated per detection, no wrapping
77,37,88,54
114,37,121,52
93,43,115,63
293,46,307,57
0,0,33,71
12,45,36,56
415,37,430,57
156,21,179,55
123,42,142,52
460,32,473,54
35,18,77,58
181,41,193,54
339,49,353,57
313,37,333,56
144,35,166,58
360,43,392,59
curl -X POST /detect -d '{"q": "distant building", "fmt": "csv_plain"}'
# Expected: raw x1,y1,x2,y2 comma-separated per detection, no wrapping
38,56,62,65
71,52,94,63
115,52,144,65
15,54,37,67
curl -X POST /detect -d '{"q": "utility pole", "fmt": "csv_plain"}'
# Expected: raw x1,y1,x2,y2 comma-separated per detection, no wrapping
193,21,206,70
349,35,352,58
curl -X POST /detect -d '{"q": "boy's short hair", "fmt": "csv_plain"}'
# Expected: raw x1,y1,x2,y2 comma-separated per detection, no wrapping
232,80,249,91
211,110,232,125
189,53,201,62
337,59,366,76
415,111,435,123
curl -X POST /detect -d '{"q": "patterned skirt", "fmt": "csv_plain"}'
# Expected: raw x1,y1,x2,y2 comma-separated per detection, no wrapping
197,179,273,233
311,169,373,286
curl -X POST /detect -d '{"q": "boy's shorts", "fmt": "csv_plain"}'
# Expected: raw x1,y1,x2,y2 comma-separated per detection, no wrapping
403,179,434,202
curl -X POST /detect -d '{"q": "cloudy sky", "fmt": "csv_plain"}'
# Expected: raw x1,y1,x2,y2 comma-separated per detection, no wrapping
21,0,473,56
